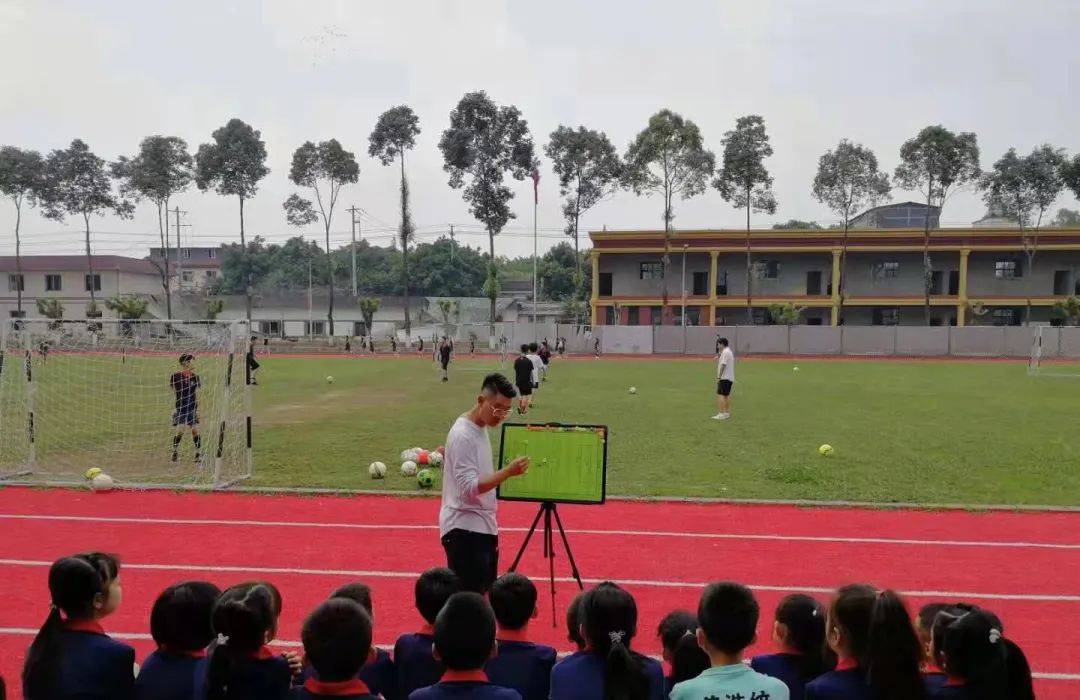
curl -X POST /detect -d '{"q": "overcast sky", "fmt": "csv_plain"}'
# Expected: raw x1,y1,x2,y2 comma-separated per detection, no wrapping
2,0,1079,259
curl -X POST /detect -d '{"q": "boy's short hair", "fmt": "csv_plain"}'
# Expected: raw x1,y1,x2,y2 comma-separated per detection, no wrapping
698,581,759,654
718,337,729,347
149,581,221,651
482,373,516,400
529,342,539,352
415,567,462,625
178,353,194,364
434,592,495,670
330,582,373,619
302,598,373,682
489,572,537,631
520,344,529,353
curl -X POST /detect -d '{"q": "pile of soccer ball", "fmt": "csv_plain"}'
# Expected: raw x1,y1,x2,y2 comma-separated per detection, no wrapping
84,468,115,492
368,445,445,489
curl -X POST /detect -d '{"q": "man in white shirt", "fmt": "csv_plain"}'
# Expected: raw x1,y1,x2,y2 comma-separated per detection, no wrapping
440,372,530,593
526,342,544,398
713,337,735,421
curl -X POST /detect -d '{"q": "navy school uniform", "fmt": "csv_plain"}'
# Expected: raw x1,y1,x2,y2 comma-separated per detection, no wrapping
804,660,871,700
926,680,969,699
135,648,208,700
206,645,292,700
752,652,819,700
395,628,442,699
296,648,397,700
483,633,557,700
922,665,948,695
53,619,136,700
549,650,665,700
408,670,521,700
292,677,380,699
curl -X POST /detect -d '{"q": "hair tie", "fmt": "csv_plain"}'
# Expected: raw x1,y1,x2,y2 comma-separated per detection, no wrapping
608,630,626,645
216,633,230,646
988,628,1002,644
681,629,695,639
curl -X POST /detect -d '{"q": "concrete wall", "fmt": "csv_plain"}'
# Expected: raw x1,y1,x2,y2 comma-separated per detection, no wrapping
718,252,834,297
598,252,711,298
844,251,957,297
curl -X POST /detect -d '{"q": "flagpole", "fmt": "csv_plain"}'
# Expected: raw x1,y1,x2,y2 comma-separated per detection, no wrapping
532,170,539,343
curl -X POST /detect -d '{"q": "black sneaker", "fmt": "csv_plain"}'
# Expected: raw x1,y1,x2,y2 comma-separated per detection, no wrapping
171,452,178,463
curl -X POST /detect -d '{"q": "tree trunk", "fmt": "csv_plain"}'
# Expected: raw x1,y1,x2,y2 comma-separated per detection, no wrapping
14,199,22,314
84,212,96,306
745,192,753,324
326,221,335,337
158,202,172,321
240,195,251,322
488,229,497,329
839,221,849,323
573,206,582,328
1025,248,1035,326
922,189,933,325
661,188,672,321
400,154,411,338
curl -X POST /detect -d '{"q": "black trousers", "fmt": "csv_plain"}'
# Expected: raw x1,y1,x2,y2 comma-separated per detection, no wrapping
441,528,499,594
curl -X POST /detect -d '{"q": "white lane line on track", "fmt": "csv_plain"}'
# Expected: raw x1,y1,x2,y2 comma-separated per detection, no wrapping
1,513,1077,550
0,627,1075,681
1,558,1077,602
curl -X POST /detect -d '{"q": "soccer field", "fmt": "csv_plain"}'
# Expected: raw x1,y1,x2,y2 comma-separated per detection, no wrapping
240,354,1079,506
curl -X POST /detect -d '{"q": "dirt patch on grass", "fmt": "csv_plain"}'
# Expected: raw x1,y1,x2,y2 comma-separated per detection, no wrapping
259,389,410,425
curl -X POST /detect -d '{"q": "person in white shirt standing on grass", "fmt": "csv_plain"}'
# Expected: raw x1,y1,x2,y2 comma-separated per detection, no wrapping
713,337,735,421
440,373,530,594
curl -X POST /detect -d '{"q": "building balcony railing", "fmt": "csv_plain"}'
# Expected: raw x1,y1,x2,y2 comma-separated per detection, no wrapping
592,293,1075,307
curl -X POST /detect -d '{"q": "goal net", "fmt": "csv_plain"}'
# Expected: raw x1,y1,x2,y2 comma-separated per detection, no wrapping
1028,325,1080,378
0,319,252,488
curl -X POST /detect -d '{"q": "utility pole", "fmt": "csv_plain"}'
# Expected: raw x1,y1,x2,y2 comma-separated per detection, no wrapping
449,224,455,262
168,206,187,320
346,205,361,297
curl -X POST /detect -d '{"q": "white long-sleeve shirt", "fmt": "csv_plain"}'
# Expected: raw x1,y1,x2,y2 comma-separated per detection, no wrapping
439,414,498,537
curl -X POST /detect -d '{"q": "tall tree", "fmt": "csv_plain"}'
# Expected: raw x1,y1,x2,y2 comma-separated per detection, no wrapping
1051,208,1080,228
772,219,823,230
713,116,778,323
283,139,359,336
41,140,134,309
544,126,622,323
981,146,1066,324
439,91,537,326
623,109,715,319
1061,155,1080,221
0,146,45,315
812,140,891,323
112,136,193,320
358,297,380,336
893,126,981,323
370,106,421,337
195,118,269,322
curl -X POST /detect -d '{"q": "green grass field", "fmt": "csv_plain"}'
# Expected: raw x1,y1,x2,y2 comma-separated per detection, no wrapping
2,352,1078,505
244,354,1080,506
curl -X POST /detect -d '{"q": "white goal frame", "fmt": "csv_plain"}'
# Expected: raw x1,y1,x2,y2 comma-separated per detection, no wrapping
1028,325,1080,378
0,318,253,488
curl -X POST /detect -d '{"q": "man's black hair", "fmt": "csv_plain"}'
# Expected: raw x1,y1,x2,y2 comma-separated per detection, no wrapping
489,572,537,631
302,598,373,682
481,373,516,400
718,337,729,347
149,581,221,651
179,353,194,364
528,342,539,352
415,567,462,625
330,582,373,619
520,344,529,353
698,581,758,654
434,592,496,670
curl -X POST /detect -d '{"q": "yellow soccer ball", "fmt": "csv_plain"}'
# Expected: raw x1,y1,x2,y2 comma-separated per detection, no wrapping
84,467,103,480
818,444,834,457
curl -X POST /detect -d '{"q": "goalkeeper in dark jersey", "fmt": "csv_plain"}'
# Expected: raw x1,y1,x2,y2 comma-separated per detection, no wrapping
170,353,202,463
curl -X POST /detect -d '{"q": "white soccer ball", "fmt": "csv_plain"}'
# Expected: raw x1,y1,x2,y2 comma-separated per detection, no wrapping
628,386,637,394
793,366,800,372
90,473,115,492
427,451,443,467
400,448,420,462
401,460,418,477
369,461,387,479
326,376,334,384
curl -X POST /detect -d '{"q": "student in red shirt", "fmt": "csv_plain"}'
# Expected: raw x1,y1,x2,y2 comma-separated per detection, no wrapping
293,598,380,700
410,592,520,700
206,582,294,700
484,573,556,700
135,580,221,700
22,552,134,700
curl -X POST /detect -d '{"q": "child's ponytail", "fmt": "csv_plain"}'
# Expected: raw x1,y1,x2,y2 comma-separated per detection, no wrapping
865,589,925,700
657,610,709,685
22,553,120,700
775,594,832,679
583,583,651,700
206,583,278,700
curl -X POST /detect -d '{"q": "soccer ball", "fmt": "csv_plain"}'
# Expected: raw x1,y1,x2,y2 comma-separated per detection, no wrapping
84,467,102,481
629,387,637,394
368,461,387,479
399,448,416,462
90,473,115,492
401,460,418,477
417,449,431,465
416,468,435,489
818,444,834,457
326,376,334,384
793,366,800,372
427,451,443,467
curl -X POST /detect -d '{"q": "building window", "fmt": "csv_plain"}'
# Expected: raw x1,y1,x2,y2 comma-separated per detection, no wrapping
872,308,900,326
84,274,101,292
995,260,1020,279
45,274,62,292
206,270,218,279
10,310,27,319
207,249,217,259
598,272,612,296
752,308,769,325
874,261,900,279
259,321,281,335
627,306,640,325
183,249,192,260
692,271,708,296
807,317,823,326
639,262,664,280
650,306,662,326
1053,270,1070,295
992,308,1017,326
181,271,194,283
8,274,24,292
715,271,728,296
604,306,617,325
753,261,780,279
305,320,326,335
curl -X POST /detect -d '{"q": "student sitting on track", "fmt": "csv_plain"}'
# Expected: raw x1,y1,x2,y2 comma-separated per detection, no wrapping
550,582,664,700
805,584,925,700
928,606,1034,700
395,568,462,699
205,582,296,700
671,582,789,700
135,580,221,700
657,610,710,696
292,598,379,699
916,603,954,693
22,552,135,700
484,573,557,700
410,592,520,700
751,594,833,700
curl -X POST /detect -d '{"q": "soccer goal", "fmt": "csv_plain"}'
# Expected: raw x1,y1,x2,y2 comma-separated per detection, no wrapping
1028,325,1080,378
0,319,253,488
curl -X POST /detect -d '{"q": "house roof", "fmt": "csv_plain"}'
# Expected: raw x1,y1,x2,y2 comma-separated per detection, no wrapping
0,255,160,275
851,201,941,221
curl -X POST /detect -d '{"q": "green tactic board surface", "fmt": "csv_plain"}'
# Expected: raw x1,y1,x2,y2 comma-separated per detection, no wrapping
497,423,607,504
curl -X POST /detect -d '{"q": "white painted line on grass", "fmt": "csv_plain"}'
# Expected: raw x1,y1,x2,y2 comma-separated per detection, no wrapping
2,513,1077,550
1,558,1077,603
0,626,1075,681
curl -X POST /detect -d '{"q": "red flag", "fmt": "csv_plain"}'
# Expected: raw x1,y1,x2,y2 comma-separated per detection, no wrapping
530,169,540,204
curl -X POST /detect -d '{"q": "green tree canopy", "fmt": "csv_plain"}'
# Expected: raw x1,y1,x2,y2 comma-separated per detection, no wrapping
0,146,46,313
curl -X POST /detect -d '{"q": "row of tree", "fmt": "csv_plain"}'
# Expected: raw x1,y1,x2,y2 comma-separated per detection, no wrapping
5,96,1080,331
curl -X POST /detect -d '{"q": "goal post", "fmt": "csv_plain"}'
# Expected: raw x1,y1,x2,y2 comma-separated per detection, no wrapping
1028,325,1080,378
0,319,253,488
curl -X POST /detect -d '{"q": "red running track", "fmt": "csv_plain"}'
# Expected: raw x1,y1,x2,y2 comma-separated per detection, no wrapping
0,487,1076,698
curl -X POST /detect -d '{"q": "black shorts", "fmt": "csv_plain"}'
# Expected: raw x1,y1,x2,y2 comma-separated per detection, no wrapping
441,359,450,370
717,379,734,397
172,409,198,427
441,529,499,594
516,383,533,397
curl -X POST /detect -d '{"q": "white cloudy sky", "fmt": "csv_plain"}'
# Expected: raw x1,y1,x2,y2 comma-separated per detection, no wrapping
1,0,1078,259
